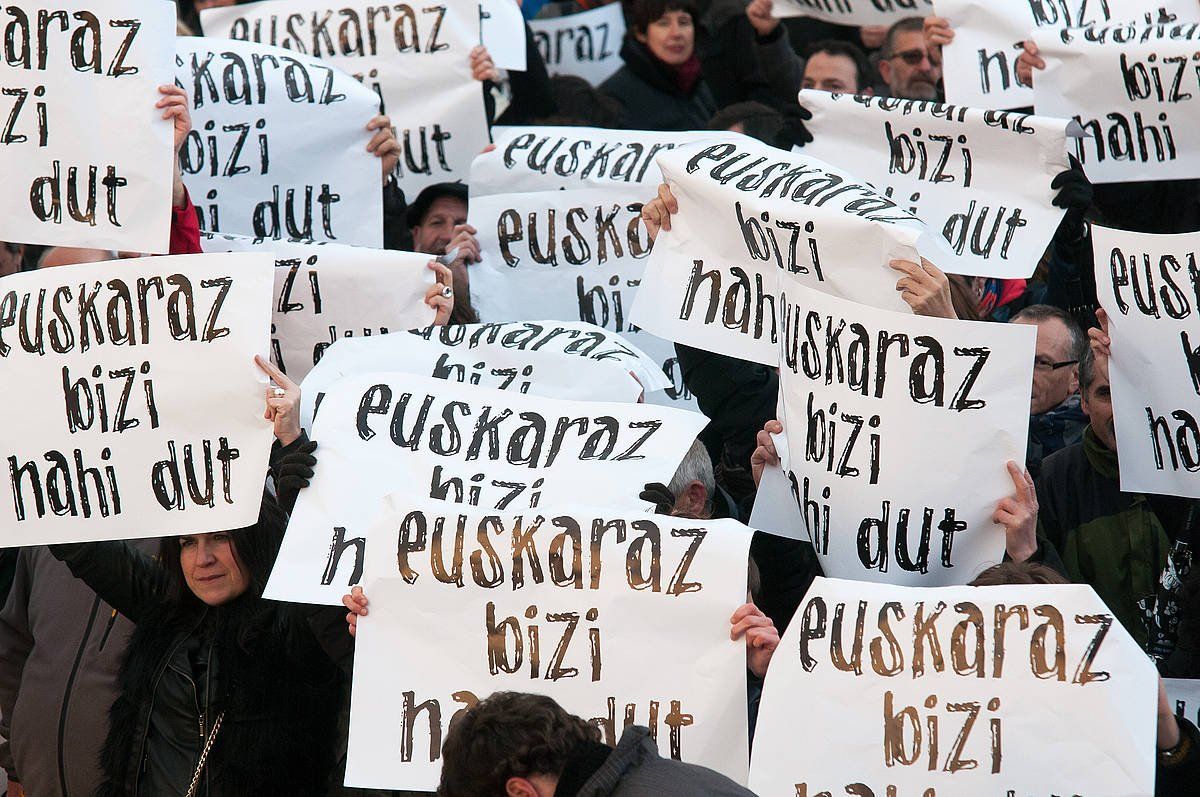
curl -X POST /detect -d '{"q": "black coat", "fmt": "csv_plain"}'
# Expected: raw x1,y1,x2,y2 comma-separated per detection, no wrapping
600,37,716,131
51,542,341,797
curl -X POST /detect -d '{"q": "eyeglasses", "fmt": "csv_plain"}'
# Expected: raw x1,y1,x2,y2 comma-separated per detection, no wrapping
889,48,940,68
1034,358,1078,372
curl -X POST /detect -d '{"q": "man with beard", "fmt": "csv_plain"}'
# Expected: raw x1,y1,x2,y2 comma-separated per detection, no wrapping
877,17,942,100
1036,332,1199,663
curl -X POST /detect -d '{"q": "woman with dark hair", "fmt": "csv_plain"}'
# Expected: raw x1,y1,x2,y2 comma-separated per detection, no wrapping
600,0,716,131
47,359,340,797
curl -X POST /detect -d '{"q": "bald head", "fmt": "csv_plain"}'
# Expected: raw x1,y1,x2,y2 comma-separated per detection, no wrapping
39,247,117,269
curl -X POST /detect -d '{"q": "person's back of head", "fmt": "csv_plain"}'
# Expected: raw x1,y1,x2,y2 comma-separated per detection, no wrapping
439,691,602,797
542,76,626,129
970,561,1069,586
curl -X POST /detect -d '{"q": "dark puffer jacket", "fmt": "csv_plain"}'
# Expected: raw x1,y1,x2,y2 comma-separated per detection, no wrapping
600,37,716,131
50,541,341,797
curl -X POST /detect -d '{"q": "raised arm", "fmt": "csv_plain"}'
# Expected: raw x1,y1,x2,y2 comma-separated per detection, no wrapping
47,540,167,624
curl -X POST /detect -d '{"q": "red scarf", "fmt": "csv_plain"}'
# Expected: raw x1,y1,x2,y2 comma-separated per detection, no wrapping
671,54,703,95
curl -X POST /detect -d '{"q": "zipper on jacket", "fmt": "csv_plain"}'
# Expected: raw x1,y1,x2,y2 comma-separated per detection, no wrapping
96,609,118,653
58,595,103,797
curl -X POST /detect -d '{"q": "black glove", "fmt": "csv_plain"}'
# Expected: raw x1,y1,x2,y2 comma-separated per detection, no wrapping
639,482,675,515
1050,154,1093,244
776,104,814,150
275,439,317,513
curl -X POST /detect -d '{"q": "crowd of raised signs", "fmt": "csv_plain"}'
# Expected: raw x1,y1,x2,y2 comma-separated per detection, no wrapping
4,0,1200,795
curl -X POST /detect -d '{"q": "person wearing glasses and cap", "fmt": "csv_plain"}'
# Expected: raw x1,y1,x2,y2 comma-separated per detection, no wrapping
877,17,942,101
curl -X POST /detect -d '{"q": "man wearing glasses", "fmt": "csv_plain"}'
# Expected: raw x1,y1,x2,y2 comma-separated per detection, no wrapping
1012,305,1087,478
877,17,942,101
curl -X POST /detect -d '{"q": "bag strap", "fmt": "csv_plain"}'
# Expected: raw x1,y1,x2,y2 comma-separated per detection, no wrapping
184,710,226,797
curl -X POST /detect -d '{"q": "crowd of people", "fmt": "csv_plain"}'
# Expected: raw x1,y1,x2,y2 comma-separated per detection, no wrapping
2,0,1200,795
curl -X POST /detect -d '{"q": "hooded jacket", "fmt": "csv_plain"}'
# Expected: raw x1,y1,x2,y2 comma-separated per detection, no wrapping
600,38,716,131
0,541,156,797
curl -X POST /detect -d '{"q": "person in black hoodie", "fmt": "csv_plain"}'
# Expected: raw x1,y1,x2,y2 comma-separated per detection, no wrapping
600,0,716,131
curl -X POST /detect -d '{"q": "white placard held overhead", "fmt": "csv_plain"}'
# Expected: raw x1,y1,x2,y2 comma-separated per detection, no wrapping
200,233,435,383
0,253,275,545
266,372,709,604
1033,23,1200,184
933,0,1191,110
481,0,527,71
0,0,175,252
201,0,490,196
470,127,729,409
749,577,1158,796
632,137,933,366
176,38,384,247
299,321,653,429
1092,225,1200,499
772,0,933,26
345,500,754,790
801,92,1074,278
530,3,626,86
777,282,1035,586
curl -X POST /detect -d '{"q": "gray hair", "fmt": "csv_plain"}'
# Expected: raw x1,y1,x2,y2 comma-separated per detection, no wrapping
1012,304,1086,362
668,439,715,498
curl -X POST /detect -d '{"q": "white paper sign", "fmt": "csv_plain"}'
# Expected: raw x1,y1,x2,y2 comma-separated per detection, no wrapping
0,0,174,252
470,127,728,409
529,3,625,86
299,321,654,429
773,0,933,26
481,0,527,71
1092,225,1200,499
175,37,383,247
777,282,1034,586
632,137,934,366
200,232,435,383
201,0,490,196
1033,23,1200,184
934,0,1192,110
801,92,1073,278
749,577,1158,796
266,372,709,604
345,499,753,790
0,253,275,545
1165,677,1200,727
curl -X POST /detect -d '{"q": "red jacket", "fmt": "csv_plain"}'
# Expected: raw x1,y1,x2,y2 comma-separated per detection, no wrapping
169,188,202,255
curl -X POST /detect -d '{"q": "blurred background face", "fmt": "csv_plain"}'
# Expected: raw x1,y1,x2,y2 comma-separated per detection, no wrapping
880,30,941,100
38,247,116,268
802,53,862,94
0,243,23,277
1082,357,1116,452
410,196,467,255
637,10,695,66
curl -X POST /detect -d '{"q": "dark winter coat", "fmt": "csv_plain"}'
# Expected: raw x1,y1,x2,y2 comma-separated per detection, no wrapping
49,541,341,797
600,38,716,131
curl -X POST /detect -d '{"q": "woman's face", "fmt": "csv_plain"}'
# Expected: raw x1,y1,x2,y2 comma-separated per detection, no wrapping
179,532,251,606
636,10,695,66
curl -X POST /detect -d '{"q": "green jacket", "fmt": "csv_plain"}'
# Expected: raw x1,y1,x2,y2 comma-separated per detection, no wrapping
1036,427,1171,647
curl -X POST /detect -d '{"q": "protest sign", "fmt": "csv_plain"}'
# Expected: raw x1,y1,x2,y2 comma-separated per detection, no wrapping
801,91,1074,278
265,372,708,604
1165,678,1200,728
481,0,527,71
0,253,275,546
632,137,933,366
0,0,174,252
772,0,933,27
934,0,1192,110
298,321,656,429
200,232,434,383
175,38,383,247
749,577,1158,796
344,499,753,790
1092,225,1200,499
200,0,490,196
1033,22,1200,184
776,282,1034,586
529,3,625,86
470,127,727,408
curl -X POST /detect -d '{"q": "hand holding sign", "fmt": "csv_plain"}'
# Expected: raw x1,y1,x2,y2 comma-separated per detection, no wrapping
256,355,303,447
